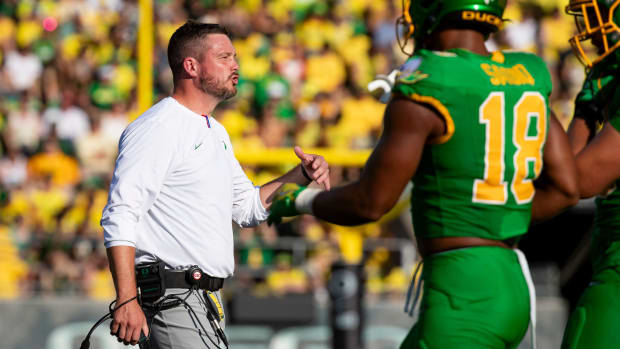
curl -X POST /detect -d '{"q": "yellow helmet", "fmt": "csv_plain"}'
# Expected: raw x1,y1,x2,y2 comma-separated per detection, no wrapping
566,0,620,68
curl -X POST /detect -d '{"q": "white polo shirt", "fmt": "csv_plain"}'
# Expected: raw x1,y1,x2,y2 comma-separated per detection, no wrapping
102,97,268,278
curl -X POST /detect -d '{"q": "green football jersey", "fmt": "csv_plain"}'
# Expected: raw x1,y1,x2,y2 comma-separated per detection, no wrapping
577,64,620,270
392,48,552,241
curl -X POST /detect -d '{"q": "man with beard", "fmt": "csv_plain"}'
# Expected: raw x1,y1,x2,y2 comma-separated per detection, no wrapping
102,21,331,348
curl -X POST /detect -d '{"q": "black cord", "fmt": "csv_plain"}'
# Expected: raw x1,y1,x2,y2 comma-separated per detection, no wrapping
148,288,192,310
80,295,138,349
176,294,228,349
107,295,141,313
154,286,227,348
80,313,111,349
198,290,229,348
80,288,228,349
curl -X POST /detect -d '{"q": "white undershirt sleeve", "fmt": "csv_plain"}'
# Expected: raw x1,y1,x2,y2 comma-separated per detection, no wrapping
102,119,177,248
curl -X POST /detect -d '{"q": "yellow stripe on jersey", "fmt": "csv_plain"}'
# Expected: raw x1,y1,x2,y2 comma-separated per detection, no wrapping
409,93,455,144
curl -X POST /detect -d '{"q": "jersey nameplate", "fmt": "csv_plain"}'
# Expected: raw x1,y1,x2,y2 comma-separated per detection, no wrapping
480,63,535,86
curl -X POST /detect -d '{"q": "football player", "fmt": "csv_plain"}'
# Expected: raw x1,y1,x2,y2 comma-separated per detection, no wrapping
562,1,620,348
269,0,579,347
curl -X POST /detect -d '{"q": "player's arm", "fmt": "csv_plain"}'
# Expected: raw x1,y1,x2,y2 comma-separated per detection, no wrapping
573,122,620,197
306,96,445,225
567,117,593,155
567,78,605,155
531,112,580,222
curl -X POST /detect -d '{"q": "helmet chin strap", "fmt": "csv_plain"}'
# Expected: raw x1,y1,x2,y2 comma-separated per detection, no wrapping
396,15,415,56
403,0,414,34
396,0,417,56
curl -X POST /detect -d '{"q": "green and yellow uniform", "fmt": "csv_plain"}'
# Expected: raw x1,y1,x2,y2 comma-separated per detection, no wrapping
393,48,551,348
561,62,620,349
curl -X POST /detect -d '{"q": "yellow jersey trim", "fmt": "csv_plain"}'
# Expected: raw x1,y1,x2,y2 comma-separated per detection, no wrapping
409,93,455,144
491,51,505,64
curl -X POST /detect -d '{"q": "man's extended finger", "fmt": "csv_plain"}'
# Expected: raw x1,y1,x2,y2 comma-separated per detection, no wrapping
311,167,327,180
123,326,136,346
311,156,325,170
110,320,120,336
317,171,331,190
142,320,150,337
294,146,313,164
130,326,141,345
117,324,126,341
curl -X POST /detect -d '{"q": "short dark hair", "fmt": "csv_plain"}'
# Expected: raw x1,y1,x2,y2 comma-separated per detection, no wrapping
167,21,230,79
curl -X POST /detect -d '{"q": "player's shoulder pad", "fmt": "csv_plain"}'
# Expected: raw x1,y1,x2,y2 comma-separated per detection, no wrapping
395,50,454,85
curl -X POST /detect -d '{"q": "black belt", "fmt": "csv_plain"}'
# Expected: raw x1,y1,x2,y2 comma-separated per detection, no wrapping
163,269,224,291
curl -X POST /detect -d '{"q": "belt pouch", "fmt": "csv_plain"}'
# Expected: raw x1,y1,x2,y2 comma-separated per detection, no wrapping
135,261,166,305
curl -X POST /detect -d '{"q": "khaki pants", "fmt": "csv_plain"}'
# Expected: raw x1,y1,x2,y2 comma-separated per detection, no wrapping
146,288,226,349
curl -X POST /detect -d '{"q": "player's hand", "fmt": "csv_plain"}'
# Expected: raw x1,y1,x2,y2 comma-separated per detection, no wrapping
294,146,331,190
267,185,306,225
110,297,149,346
574,98,603,124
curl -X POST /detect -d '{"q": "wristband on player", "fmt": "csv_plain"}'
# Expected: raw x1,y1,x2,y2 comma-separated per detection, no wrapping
294,188,323,214
300,165,313,182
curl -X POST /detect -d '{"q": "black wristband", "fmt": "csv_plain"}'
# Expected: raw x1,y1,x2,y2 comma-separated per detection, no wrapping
300,165,313,182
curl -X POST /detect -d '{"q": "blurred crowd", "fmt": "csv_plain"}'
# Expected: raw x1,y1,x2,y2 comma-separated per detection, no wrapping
0,0,586,301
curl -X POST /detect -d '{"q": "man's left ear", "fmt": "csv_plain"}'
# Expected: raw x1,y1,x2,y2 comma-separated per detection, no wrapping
183,57,199,78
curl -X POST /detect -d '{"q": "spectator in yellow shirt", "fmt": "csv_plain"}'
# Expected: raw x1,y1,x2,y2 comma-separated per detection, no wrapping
28,138,81,187
266,253,309,295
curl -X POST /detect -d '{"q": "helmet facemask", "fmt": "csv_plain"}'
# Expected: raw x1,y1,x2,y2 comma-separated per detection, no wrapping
566,0,620,68
396,0,416,55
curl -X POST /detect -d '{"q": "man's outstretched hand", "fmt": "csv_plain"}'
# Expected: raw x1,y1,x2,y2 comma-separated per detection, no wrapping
268,185,307,225
294,146,331,190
